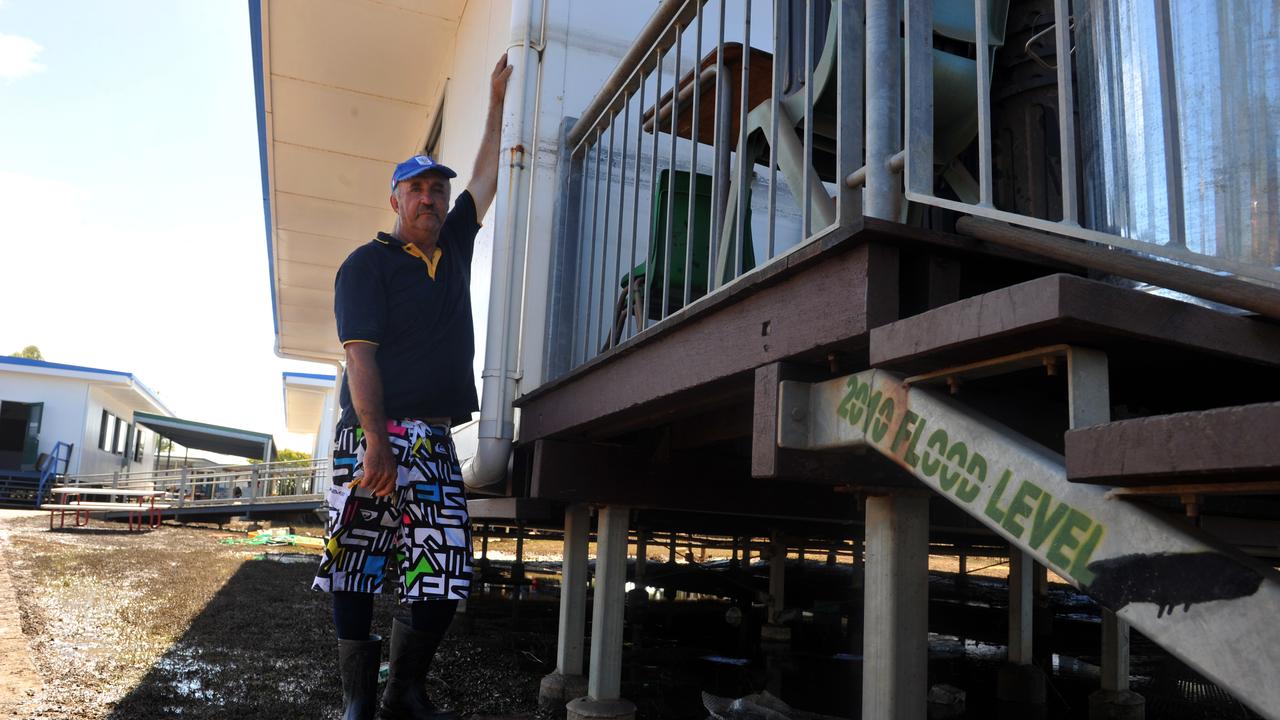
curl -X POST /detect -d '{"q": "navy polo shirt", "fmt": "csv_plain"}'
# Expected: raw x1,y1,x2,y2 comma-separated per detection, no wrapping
335,190,482,428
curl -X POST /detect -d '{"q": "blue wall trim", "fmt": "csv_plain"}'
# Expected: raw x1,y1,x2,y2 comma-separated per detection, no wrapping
0,355,133,379
283,372,337,382
248,0,280,341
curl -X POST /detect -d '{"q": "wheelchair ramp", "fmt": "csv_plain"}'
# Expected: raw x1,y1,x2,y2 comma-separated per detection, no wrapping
777,368,1280,718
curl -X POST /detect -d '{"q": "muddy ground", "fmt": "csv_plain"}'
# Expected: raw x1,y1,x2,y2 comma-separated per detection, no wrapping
0,511,551,720
2,511,1250,720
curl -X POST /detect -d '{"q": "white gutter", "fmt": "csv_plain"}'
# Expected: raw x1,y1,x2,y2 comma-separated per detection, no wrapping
463,0,547,488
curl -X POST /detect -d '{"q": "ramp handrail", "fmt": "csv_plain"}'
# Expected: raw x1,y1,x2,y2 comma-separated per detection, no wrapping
59,457,330,509
34,441,73,509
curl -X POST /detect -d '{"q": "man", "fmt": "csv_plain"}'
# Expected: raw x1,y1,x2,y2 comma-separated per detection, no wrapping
313,54,512,720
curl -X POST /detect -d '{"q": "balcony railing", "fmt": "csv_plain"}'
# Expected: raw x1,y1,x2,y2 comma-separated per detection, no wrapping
545,0,1280,378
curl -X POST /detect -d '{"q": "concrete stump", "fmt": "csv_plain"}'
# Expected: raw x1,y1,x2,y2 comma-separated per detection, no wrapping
566,697,637,720
539,671,588,709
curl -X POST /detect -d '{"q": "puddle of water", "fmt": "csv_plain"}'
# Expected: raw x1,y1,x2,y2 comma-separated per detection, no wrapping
249,552,315,564
154,644,228,705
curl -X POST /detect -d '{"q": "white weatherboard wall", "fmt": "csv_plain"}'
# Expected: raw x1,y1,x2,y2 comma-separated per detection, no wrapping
0,374,91,475
83,386,157,477
437,0,513,396
0,370,163,477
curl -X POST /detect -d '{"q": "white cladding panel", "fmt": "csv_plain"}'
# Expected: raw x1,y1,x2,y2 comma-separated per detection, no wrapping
82,387,159,477
0,373,91,475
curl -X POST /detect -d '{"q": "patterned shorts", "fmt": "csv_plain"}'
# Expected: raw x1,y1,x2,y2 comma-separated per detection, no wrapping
312,419,473,601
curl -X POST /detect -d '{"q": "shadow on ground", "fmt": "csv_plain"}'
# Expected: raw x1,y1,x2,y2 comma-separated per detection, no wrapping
103,553,553,720
105,555,343,719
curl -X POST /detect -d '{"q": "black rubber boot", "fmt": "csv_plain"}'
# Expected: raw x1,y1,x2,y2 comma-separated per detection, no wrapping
379,619,459,720
338,635,382,720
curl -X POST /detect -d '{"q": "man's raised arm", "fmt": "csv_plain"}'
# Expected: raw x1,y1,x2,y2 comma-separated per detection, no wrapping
466,53,514,219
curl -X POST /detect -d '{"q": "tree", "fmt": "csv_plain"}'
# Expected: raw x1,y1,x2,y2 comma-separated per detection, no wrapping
250,448,312,464
251,448,314,495
10,345,43,360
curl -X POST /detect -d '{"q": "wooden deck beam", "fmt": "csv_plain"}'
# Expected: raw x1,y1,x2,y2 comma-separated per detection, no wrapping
1067,402,1280,486
519,234,898,442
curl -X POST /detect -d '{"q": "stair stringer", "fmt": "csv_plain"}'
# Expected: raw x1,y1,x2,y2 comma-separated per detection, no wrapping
777,369,1280,719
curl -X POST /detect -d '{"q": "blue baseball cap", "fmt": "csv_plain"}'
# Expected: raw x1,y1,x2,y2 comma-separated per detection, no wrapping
390,155,457,189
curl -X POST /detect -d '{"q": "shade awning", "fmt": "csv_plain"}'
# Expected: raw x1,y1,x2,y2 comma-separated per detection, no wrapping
283,372,335,434
134,411,276,461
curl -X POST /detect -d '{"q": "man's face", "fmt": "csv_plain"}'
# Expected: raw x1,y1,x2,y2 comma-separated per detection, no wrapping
391,172,451,236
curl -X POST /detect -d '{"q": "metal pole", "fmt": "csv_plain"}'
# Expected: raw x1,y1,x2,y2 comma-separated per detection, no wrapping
662,29,683,319
627,76,646,342
866,0,903,219
801,0,814,236
1153,0,1186,247
684,2,703,309
837,0,866,225
643,49,665,334
904,0,932,199
708,0,727,292
1054,0,1079,225
596,120,617,352
611,95,631,347
734,0,752,274
766,0,781,257
581,135,603,362
975,0,992,206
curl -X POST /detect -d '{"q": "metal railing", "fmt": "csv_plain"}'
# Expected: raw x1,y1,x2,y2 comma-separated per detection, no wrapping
548,0,1279,377
899,0,1280,288
34,441,74,508
552,0,862,373
58,457,329,511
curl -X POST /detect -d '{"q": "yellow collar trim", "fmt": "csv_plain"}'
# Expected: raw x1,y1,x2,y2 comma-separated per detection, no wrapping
401,243,443,279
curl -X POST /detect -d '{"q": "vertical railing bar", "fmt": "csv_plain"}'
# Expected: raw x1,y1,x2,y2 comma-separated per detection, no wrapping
1053,0,1078,225
643,48,665,333
734,0,752,277
767,0,781,258
663,28,683,320
837,0,867,224
904,0,933,200
801,0,814,238
1153,0,1186,248
596,118,617,355
610,94,632,349
567,144,589,367
569,144,591,366
975,0,992,206
627,75,647,342
708,0,727,292
866,0,902,219
684,1,704,309
581,133,603,362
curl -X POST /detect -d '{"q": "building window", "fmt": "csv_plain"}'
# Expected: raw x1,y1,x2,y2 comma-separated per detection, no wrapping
133,431,145,462
99,410,115,451
113,420,129,455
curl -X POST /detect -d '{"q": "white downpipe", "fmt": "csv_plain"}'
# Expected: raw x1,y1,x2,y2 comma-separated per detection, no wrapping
464,0,545,488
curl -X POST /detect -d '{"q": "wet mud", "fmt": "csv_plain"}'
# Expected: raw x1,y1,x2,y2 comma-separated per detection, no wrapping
0,513,1260,720
0,514,549,720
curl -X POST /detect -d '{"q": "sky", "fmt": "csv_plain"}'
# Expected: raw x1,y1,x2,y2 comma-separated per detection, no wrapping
0,1,331,454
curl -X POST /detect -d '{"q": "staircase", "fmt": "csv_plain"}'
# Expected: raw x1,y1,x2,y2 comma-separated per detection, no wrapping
0,442,72,508
777,361,1280,718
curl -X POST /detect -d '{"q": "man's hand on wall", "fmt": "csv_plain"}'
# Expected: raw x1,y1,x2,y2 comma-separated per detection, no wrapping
491,53,513,104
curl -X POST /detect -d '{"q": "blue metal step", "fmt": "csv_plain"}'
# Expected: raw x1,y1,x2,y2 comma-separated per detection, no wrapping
0,470,44,507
